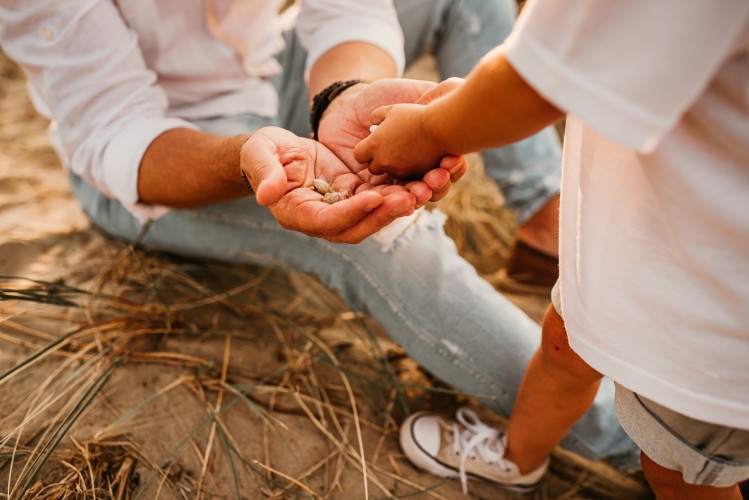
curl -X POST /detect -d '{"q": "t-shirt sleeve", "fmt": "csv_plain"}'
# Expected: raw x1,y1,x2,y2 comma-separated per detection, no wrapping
504,0,749,152
0,0,197,221
296,0,405,76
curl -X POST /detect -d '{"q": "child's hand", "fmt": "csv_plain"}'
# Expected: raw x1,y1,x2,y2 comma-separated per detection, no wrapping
415,77,465,105
353,103,448,179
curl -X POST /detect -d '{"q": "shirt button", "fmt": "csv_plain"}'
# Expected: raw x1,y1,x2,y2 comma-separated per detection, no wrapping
41,26,53,40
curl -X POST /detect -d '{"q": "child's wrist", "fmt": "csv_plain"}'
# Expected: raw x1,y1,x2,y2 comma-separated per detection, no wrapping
421,104,453,158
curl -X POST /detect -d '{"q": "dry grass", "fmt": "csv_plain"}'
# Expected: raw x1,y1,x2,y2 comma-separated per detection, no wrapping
0,52,652,499
0,245,432,498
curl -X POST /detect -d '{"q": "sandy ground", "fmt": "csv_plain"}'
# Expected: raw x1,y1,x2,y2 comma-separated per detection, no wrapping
0,52,651,499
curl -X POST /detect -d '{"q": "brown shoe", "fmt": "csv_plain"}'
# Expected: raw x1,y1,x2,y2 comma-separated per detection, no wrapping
497,240,558,294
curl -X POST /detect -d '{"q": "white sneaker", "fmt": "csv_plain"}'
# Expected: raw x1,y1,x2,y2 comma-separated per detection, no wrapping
400,407,549,495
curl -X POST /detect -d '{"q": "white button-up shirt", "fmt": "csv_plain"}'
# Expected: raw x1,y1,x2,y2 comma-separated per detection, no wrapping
0,1,404,218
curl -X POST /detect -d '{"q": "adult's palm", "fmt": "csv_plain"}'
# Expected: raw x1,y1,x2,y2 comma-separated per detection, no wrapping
241,127,415,243
317,79,466,203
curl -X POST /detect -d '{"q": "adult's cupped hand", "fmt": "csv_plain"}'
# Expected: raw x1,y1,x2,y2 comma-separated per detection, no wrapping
241,127,416,243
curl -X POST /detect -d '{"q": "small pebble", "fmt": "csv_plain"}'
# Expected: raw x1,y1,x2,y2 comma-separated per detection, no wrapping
323,189,350,205
312,178,332,194
312,178,349,204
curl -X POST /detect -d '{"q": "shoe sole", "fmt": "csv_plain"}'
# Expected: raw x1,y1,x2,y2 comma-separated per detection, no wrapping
399,412,540,494
492,269,555,296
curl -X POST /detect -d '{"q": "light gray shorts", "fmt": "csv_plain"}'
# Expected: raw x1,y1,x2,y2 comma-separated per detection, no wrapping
550,280,749,487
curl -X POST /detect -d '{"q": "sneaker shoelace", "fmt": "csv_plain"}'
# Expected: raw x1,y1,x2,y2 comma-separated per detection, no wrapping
451,407,510,494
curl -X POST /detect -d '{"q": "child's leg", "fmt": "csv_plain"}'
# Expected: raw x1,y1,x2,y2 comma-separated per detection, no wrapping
641,453,743,500
504,302,604,473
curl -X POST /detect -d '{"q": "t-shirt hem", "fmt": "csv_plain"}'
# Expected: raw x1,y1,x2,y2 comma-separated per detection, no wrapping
567,328,749,431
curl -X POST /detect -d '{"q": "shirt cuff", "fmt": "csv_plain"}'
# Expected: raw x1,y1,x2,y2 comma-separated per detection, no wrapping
504,33,672,153
101,117,198,223
304,23,405,77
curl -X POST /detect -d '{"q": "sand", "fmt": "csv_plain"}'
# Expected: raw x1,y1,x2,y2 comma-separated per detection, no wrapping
0,52,650,499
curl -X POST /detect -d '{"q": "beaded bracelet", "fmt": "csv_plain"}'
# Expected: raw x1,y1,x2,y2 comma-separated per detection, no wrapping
239,167,253,192
309,79,365,140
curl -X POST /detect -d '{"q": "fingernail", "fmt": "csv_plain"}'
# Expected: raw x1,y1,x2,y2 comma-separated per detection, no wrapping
369,125,378,133
441,157,462,174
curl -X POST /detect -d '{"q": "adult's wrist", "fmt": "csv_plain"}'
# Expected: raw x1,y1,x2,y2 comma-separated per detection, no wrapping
318,80,367,127
230,134,254,193
309,79,367,140
138,129,252,207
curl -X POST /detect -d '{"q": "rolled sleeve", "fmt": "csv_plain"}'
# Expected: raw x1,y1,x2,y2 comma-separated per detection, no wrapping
0,0,196,221
297,0,405,76
504,0,749,152
96,116,196,221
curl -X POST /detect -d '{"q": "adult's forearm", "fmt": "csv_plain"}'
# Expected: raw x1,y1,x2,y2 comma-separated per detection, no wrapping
426,46,564,155
308,42,397,98
137,128,250,208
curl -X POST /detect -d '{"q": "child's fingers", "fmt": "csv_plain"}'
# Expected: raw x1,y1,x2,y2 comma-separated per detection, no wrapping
353,107,391,165
415,77,465,105
369,105,392,126
353,134,374,165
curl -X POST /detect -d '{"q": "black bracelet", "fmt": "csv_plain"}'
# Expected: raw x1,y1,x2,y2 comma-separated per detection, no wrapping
309,79,365,140
239,167,253,192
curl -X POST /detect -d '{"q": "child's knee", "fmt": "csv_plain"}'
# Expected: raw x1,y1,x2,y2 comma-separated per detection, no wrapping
540,305,600,380
641,452,743,500
641,452,678,494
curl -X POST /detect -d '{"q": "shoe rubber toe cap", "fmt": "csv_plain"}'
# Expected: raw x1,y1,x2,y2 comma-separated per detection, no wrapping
408,413,441,455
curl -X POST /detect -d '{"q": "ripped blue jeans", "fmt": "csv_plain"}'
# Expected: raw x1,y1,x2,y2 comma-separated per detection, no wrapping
69,0,638,467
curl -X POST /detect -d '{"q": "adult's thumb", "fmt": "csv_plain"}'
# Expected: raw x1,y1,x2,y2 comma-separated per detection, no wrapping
253,162,287,206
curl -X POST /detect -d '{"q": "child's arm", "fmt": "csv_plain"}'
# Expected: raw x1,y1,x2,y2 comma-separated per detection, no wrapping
354,46,564,179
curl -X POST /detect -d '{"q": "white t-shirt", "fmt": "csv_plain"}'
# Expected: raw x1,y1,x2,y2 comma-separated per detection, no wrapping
0,0,405,220
505,0,749,429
